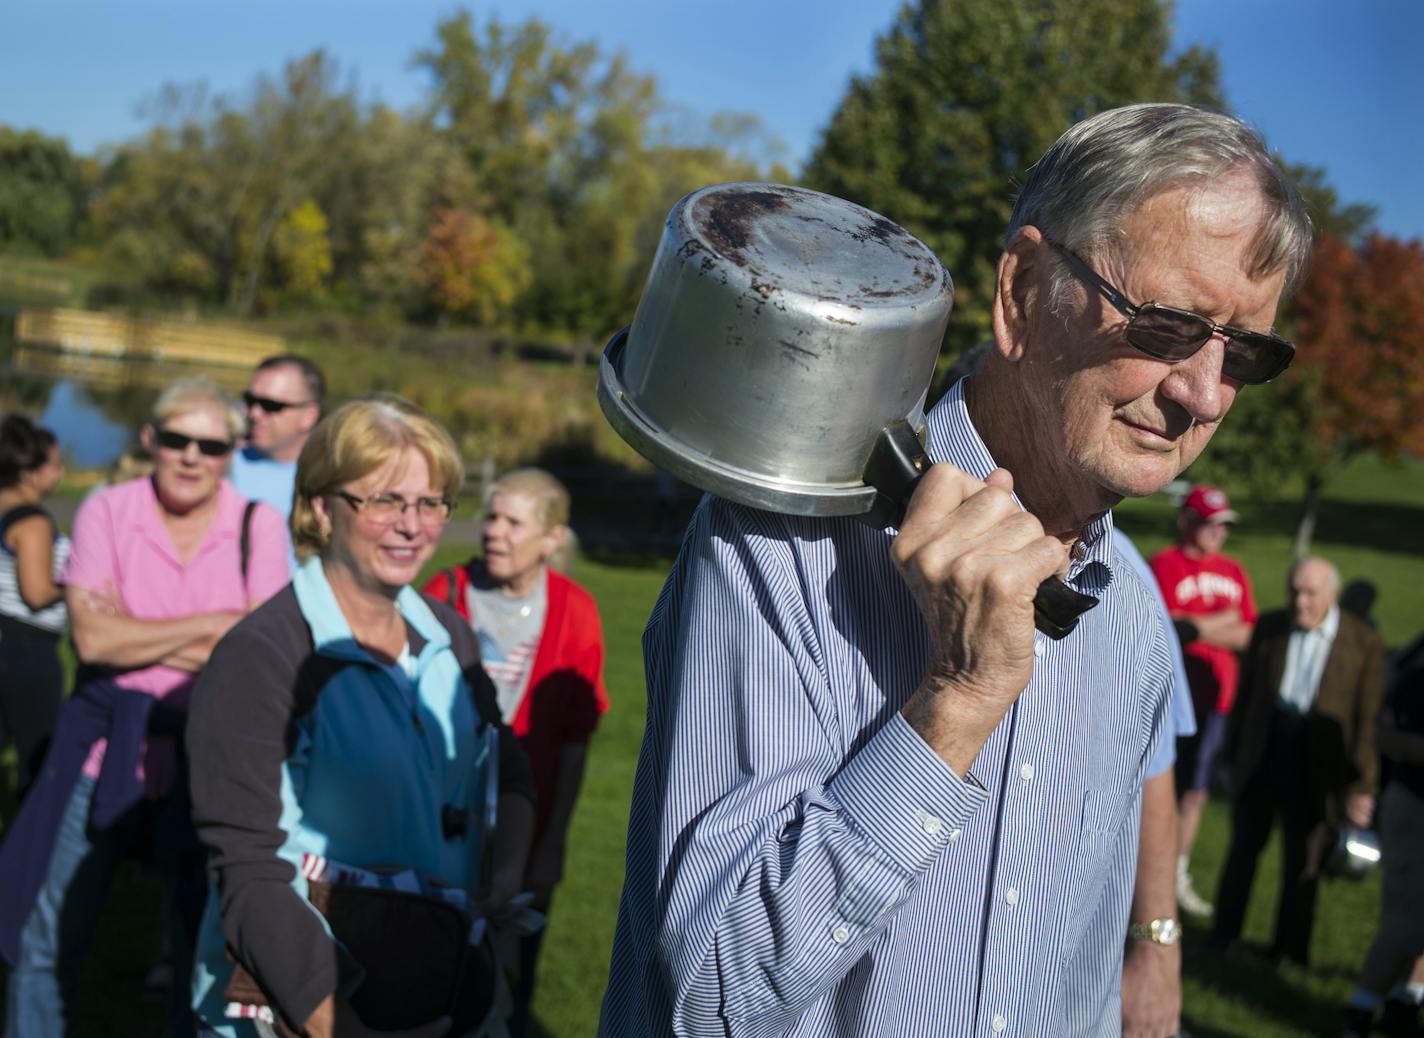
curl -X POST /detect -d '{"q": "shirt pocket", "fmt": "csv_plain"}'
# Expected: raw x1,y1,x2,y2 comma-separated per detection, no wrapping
1058,786,1133,962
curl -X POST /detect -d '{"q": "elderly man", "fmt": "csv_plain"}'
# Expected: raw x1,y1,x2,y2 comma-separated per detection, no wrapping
600,104,1311,1037
1211,556,1386,967
1151,485,1258,917
230,354,324,521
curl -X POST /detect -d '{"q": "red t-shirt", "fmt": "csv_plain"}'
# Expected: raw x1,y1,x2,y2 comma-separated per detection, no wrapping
1150,544,1257,716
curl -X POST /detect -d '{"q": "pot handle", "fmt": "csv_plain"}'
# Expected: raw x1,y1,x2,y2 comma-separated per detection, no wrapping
864,420,1098,641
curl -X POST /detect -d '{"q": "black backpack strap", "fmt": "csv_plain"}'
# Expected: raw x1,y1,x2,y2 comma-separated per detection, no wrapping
240,500,258,588
444,567,459,609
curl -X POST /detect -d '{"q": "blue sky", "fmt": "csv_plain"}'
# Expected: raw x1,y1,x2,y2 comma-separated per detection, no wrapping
3,0,1420,239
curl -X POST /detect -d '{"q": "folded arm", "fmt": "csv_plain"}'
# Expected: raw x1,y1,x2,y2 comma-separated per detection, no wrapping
67,584,239,672
1178,607,1253,652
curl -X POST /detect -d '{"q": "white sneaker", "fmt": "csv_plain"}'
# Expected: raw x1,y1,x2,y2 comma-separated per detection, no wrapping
1177,869,1214,917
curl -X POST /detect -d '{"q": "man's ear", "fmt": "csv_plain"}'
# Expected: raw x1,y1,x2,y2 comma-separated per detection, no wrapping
299,404,320,436
991,226,1048,363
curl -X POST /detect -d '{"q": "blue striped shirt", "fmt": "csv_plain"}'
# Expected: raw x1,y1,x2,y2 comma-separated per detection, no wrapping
600,380,1173,1037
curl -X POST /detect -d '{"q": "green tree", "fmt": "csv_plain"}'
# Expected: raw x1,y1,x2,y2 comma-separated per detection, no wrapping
271,198,334,301
0,126,86,256
93,52,358,312
1284,161,1378,245
803,0,1222,356
414,11,787,344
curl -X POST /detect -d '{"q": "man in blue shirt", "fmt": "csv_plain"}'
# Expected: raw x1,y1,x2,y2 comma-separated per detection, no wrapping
1118,531,1197,1038
601,105,1312,1037
230,354,324,523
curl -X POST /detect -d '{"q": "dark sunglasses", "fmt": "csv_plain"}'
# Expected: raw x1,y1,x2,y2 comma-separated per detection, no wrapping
1046,239,1294,385
155,428,233,457
243,392,314,414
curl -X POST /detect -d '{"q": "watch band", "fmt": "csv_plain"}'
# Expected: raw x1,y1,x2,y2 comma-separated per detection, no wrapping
1127,917,1182,945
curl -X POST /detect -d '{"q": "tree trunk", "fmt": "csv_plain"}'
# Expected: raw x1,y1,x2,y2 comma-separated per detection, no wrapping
236,202,287,316
1292,473,1324,558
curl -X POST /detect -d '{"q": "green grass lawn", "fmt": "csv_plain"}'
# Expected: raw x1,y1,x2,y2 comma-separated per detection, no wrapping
3,451,1422,1035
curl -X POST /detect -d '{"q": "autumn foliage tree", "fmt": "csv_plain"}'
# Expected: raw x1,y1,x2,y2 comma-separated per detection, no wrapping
415,206,531,326
1285,232,1424,551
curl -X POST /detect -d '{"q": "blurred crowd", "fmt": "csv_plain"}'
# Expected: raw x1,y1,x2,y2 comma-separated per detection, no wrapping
1125,483,1422,1038
0,355,608,1037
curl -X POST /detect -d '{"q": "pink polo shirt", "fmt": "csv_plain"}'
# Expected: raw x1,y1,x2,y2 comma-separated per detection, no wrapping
60,476,290,788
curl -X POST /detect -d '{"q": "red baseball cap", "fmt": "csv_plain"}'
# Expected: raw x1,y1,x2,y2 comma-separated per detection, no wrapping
1183,485,1238,524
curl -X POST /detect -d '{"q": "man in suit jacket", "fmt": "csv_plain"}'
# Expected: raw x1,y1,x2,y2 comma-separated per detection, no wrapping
1211,555,1386,965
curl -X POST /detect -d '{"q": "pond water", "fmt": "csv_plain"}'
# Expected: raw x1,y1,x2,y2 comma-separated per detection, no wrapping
1,332,248,470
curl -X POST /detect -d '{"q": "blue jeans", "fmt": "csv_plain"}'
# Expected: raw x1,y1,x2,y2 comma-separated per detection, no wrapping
4,775,204,1037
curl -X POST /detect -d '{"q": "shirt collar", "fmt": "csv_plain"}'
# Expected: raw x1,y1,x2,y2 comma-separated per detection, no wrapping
128,477,245,570
1299,604,1341,641
924,376,1116,591
293,555,451,662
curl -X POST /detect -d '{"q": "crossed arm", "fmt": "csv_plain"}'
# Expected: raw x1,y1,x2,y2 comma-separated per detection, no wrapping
67,583,242,673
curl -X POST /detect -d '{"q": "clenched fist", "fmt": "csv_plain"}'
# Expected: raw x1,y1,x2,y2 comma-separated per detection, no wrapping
892,464,1068,775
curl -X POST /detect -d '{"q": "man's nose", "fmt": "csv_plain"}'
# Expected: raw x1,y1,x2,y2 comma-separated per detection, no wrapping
1158,335,1230,424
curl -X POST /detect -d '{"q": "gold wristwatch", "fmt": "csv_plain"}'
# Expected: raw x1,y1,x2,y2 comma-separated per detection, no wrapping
1127,918,1182,945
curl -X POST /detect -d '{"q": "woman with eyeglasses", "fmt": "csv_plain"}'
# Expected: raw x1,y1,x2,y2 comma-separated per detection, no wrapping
0,414,68,808
0,377,291,1038
186,395,534,1038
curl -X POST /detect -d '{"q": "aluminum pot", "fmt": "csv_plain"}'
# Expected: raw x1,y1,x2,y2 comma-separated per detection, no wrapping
598,182,953,517
1324,825,1382,881
598,182,1097,638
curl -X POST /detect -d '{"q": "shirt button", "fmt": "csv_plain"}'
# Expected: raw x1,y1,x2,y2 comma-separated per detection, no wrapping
921,814,943,836
1004,887,1019,905
947,828,962,844
1020,763,1034,781
831,925,850,944
1033,639,1045,658
992,1014,1007,1033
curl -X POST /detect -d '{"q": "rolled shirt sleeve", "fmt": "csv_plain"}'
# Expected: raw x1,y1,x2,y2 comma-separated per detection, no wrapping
621,499,989,1036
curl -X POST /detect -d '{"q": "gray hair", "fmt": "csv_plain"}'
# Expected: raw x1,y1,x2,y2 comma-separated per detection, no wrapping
1287,554,1341,597
1007,104,1313,313
151,376,245,440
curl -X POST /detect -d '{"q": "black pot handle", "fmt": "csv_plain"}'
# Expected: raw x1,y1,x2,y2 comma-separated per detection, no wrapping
863,420,1098,640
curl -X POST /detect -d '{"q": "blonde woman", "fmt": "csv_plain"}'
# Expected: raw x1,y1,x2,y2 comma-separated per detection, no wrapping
188,396,534,1038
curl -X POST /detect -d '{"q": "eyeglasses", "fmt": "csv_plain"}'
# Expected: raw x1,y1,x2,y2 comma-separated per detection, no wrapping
335,490,454,526
244,392,315,414
155,429,234,457
1046,239,1295,385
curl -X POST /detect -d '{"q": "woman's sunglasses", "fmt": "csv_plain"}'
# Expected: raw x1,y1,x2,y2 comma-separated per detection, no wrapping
1046,239,1295,385
155,428,233,457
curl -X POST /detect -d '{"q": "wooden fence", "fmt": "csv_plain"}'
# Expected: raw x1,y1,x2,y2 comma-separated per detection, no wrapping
14,307,282,369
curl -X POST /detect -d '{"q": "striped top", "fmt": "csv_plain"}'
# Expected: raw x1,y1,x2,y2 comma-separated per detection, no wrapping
0,505,69,634
599,378,1172,1037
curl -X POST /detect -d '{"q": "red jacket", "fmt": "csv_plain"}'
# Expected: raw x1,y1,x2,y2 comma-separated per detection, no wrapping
423,562,608,841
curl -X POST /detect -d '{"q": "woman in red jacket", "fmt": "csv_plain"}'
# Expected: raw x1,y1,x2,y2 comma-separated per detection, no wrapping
423,467,608,1035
